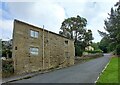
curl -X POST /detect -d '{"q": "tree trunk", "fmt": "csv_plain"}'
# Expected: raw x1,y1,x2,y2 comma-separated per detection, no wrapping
75,31,78,42
71,32,73,39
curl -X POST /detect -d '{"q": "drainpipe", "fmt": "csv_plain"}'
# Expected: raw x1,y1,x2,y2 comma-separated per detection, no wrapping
48,31,50,68
42,25,45,70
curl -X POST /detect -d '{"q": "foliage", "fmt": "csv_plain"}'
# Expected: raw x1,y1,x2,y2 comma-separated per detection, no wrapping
75,41,83,56
91,42,99,50
0,39,2,57
59,15,87,40
2,39,12,58
83,29,94,47
2,59,14,77
59,15,94,56
98,30,108,37
98,37,110,53
98,1,120,55
2,50,12,58
116,44,120,55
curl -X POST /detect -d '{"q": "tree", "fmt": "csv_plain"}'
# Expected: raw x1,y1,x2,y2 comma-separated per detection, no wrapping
60,15,94,56
98,37,110,53
91,42,99,50
60,15,87,41
98,1,120,55
116,44,120,55
84,29,94,47
0,39,2,57
2,39,12,58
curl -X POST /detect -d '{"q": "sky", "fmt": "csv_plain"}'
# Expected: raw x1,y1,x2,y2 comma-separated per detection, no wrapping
0,0,118,42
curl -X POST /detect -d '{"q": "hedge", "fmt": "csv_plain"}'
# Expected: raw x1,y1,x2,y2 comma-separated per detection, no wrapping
85,50,103,54
83,53,103,58
2,59,14,78
116,44,120,55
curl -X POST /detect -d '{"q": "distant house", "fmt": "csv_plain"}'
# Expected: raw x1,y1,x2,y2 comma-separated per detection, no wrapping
85,46,94,51
12,19,75,74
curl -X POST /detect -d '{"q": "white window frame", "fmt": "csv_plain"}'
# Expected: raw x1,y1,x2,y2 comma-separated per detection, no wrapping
30,47,39,55
30,30,39,38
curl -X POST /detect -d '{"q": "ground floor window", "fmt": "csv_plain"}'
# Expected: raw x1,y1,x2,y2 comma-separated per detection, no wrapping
30,47,39,55
65,52,69,58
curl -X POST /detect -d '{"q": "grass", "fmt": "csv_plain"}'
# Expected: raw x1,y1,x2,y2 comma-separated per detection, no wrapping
97,57,119,84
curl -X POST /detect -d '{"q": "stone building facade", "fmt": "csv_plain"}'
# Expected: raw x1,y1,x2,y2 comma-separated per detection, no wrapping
12,20,75,74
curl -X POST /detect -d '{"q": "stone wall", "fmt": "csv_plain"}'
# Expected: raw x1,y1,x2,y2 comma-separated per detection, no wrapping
12,20,75,74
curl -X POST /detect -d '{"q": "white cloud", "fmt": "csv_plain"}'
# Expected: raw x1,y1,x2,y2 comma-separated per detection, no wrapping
1,0,119,42
6,1,66,32
1,1,66,40
86,2,116,42
0,20,13,30
0,9,2,18
0,19,13,40
2,0,118,3
56,1,117,42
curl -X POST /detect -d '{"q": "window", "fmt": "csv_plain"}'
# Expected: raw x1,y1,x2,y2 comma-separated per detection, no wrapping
30,30,38,38
15,47,17,50
65,40,68,45
65,52,69,58
30,47,39,55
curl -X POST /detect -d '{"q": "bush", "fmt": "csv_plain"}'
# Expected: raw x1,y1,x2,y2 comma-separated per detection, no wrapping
2,59,14,77
2,50,12,58
75,45,83,56
116,44,120,55
83,53,103,58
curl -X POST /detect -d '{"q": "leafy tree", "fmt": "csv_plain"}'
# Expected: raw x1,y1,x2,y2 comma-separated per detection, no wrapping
0,39,2,57
60,15,93,56
2,39,12,58
75,41,84,56
60,15,87,41
91,42,99,50
98,37,110,53
116,44,120,55
98,1,120,55
84,29,94,47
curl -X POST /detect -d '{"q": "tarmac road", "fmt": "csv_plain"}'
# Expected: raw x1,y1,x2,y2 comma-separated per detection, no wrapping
13,54,111,83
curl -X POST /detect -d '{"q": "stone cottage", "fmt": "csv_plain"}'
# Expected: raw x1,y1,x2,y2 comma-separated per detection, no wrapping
12,19,75,74
85,46,94,51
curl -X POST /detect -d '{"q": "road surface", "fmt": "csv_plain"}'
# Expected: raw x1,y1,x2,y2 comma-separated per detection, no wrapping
12,54,111,83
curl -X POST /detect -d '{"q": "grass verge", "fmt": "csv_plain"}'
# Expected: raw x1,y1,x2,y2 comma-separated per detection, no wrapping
97,57,119,84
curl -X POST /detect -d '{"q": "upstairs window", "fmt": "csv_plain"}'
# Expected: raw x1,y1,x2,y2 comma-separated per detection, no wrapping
30,47,39,55
30,30,38,38
65,40,68,46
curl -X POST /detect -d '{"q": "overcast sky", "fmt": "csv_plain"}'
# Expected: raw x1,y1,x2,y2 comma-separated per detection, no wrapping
0,0,118,42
